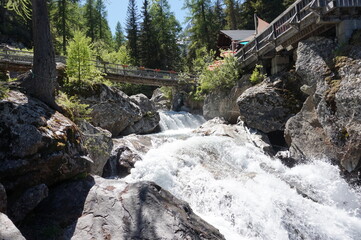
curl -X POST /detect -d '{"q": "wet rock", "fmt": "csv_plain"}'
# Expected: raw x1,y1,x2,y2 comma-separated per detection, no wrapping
0,90,89,195
80,84,142,136
0,183,6,213
8,184,48,223
79,121,113,176
0,213,26,240
103,135,154,178
194,118,274,155
122,94,160,135
69,177,225,240
204,80,251,123
237,77,302,133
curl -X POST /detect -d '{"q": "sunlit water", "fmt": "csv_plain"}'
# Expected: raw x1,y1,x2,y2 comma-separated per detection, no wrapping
123,112,361,240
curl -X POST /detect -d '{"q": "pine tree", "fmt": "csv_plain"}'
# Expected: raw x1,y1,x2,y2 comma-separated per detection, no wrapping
138,0,157,68
225,0,237,29
114,21,125,50
95,0,106,39
149,0,181,70
85,0,95,41
126,0,139,65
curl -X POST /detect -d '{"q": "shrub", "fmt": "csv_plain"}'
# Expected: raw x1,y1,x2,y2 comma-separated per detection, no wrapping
56,92,92,123
250,64,266,84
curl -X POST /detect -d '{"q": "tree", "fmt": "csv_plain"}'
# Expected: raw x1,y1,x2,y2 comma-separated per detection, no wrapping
126,0,139,64
84,0,95,41
95,0,106,39
138,0,157,68
66,30,101,84
225,0,237,29
7,0,59,109
114,21,125,50
149,0,181,70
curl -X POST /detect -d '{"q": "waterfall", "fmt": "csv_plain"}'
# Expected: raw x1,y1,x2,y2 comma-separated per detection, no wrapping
124,112,361,240
158,111,206,131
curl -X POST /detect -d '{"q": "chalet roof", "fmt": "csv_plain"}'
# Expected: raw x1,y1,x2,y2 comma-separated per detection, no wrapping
220,30,255,41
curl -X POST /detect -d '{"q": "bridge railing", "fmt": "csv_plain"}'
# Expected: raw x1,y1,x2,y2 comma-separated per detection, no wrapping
0,47,191,82
235,0,333,65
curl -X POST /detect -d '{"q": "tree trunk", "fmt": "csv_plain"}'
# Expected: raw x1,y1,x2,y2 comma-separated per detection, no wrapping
21,0,58,110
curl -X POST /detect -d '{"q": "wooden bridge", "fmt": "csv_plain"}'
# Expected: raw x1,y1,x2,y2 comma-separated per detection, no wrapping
0,48,193,87
236,0,361,70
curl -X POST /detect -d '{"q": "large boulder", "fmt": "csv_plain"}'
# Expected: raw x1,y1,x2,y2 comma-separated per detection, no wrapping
122,94,160,135
79,121,113,176
0,213,26,240
68,177,225,240
151,88,171,110
80,84,142,136
204,79,251,123
237,76,302,133
295,37,336,86
286,38,361,172
0,91,90,196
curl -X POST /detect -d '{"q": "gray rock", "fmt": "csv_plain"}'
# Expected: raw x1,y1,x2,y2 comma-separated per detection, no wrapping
79,121,113,176
70,177,225,240
81,84,142,136
204,81,251,124
122,94,160,135
0,183,6,213
8,184,48,223
285,40,361,172
295,37,336,86
0,91,90,194
237,78,301,133
0,213,26,240
151,88,171,111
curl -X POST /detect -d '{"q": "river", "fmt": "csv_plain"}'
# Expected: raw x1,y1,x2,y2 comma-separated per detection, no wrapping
119,111,361,240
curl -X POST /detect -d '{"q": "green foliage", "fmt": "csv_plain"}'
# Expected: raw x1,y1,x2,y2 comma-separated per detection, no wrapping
0,84,9,99
100,45,131,65
5,0,31,19
250,64,266,84
196,52,241,97
56,91,92,123
160,86,173,100
126,0,139,65
192,47,215,74
114,21,125,50
66,30,103,93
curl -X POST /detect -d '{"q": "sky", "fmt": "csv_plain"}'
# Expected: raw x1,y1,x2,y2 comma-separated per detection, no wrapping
106,0,188,35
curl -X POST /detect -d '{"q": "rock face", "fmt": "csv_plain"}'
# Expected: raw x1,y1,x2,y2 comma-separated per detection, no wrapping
79,121,113,176
0,213,26,240
122,94,160,135
0,183,6,213
237,75,302,133
81,85,160,136
285,37,361,172
0,91,90,196
204,80,251,123
69,177,225,240
103,135,154,178
8,184,48,223
151,88,171,110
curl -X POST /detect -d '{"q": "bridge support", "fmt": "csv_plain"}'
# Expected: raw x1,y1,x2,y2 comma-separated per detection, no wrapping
271,55,289,75
337,20,361,43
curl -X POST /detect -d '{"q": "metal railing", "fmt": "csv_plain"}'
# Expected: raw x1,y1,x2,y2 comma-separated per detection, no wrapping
0,48,193,84
236,0,361,67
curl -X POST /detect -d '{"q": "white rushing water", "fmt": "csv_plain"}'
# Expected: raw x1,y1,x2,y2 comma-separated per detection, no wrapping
125,112,361,240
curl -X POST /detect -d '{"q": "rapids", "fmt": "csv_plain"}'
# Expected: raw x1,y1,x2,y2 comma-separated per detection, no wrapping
123,111,361,240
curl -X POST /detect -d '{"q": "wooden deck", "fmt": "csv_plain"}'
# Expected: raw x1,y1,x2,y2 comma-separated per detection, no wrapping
236,0,361,70
0,48,194,87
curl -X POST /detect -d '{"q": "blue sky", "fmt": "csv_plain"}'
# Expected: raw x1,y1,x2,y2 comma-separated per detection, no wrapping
106,0,188,35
